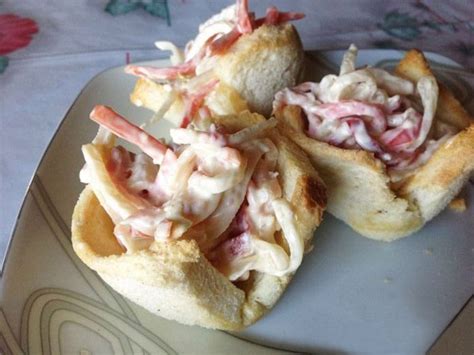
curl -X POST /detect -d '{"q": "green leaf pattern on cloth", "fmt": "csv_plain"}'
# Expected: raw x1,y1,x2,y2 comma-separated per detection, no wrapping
375,2,473,67
105,0,170,25
0,56,9,74
0,14,39,74
379,10,422,41
379,4,472,42
105,1,140,15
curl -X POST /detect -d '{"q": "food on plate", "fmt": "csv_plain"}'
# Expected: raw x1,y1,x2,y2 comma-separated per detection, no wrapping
72,106,326,330
448,197,466,212
126,0,305,127
273,45,474,241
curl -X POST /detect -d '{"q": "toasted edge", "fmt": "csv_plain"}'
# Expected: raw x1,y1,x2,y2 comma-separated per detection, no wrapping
398,124,474,221
395,49,473,130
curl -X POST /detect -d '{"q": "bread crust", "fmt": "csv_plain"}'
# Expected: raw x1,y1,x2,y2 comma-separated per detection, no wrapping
71,111,326,330
214,23,304,116
130,80,248,126
130,23,304,119
398,124,474,221
275,50,474,241
395,49,473,130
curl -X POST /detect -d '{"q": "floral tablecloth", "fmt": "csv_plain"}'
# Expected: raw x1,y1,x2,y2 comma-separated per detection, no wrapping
1,0,473,257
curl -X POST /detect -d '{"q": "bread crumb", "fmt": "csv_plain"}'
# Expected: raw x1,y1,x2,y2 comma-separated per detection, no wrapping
423,248,433,255
449,197,466,212
383,277,392,284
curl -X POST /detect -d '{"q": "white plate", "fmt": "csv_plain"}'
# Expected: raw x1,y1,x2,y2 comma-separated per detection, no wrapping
1,50,473,354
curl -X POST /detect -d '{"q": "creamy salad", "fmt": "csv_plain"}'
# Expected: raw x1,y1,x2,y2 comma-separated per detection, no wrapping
81,105,303,281
274,45,456,181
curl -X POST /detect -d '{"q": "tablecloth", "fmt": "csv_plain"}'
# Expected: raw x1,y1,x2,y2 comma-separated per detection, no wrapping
1,0,473,258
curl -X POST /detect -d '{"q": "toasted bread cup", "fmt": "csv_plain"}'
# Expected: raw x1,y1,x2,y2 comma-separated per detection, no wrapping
130,23,304,122
275,50,474,241
72,111,326,330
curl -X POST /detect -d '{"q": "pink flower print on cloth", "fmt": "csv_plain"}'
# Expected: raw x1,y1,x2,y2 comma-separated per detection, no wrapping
0,14,39,73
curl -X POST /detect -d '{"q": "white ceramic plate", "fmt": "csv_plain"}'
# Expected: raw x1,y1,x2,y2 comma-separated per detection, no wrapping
1,50,473,354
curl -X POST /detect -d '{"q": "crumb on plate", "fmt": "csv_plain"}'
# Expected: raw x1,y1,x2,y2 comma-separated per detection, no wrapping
449,197,466,212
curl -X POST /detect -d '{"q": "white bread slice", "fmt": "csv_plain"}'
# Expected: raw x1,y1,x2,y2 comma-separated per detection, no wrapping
72,111,326,330
213,23,304,117
130,23,304,120
397,120,474,222
130,80,249,126
275,50,474,241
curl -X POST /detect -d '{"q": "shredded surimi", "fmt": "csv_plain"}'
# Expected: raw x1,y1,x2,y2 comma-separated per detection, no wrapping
273,44,451,180
90,105,168,164
83,105,304,281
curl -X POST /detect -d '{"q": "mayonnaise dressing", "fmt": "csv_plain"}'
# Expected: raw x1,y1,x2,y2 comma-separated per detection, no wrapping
185,5,236,62
274,44,455,180
83,108,304,281
154,41,185,65
206,141,303,281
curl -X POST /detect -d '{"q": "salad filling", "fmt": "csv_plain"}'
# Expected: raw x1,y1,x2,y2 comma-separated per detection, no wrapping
125,0,304,128
81,106,304,281
273,44,458,181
